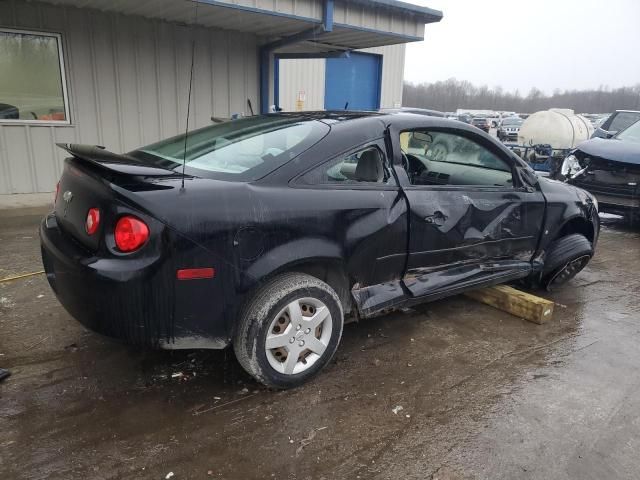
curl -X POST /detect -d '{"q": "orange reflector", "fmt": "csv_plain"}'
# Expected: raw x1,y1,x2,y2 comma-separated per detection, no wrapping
176,268,215,280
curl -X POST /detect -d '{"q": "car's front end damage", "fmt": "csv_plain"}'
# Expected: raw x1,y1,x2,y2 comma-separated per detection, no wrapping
528,176,600,289
561,138,640,219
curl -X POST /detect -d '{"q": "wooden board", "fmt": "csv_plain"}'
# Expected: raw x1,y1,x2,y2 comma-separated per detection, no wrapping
464,285,554,324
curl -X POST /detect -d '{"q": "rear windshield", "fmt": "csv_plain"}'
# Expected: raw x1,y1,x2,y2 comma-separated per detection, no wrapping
129,115,329,181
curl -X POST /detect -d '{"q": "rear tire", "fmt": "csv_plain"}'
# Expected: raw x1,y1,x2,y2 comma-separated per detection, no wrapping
541,233,593,290
233,273,344,389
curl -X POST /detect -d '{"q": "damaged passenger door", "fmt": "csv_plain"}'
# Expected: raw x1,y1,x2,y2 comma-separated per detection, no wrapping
394,128,545,298
296,140,407,288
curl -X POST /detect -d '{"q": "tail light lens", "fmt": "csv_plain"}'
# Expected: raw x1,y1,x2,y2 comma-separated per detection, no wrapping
85,208,101,235
114,216,149,252
54,182,60,205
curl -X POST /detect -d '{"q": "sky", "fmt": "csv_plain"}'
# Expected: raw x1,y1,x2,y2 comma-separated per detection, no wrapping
404,0,640,94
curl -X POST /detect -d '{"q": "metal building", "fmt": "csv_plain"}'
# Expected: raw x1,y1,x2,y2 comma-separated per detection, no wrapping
278,44,406,112
0,0,442,196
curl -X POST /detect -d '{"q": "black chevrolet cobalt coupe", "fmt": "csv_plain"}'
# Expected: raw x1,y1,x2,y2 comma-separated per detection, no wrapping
41,112,599,388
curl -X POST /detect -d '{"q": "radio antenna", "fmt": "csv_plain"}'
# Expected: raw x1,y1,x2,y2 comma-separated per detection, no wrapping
181,1,199,190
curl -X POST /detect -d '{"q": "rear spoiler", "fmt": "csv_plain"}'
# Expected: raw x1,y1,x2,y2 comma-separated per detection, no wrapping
57,143,179,177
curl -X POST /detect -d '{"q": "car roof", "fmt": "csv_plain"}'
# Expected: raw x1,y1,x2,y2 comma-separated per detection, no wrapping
267,111,382,122
379,107,446,117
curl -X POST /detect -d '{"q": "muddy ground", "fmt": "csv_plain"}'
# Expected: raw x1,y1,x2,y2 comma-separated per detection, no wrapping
1,214,639,480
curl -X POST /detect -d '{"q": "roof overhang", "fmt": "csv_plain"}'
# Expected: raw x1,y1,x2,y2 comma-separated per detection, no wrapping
35,0,442,53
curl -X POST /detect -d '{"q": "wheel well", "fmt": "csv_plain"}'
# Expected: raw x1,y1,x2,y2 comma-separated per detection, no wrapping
270,260,353,315
555,217,594,244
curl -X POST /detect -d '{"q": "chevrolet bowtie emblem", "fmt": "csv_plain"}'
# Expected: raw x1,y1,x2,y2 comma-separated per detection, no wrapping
62,190,73,217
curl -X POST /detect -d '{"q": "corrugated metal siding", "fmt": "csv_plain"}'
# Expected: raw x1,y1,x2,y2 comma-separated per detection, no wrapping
333,1,425,39
214,0,322,21
360,44,405,108
278,58,326,112
31,0,323,37
0,0,259,194
277,43,405,112
36,0,427,42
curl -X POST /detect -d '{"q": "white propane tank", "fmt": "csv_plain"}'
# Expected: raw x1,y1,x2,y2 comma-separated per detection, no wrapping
517,108,594,149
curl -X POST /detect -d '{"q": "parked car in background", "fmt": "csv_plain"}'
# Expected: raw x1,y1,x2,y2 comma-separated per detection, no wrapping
457,113,473,124
0,103,19,119
592,116,607,129
592,110,640,139
40,112,599,388
563,118,640,223
498,112,517,125
497,116,524,142
471,116,491,133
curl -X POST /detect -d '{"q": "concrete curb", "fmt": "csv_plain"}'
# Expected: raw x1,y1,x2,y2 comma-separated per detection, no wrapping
0,205,51,220
0,194,52,220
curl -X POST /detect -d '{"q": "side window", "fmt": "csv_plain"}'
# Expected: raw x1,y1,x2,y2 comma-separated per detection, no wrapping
302,145,392,185
399,130,513,188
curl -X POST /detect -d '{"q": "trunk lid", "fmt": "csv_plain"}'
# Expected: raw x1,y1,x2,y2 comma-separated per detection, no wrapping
54,144,180,250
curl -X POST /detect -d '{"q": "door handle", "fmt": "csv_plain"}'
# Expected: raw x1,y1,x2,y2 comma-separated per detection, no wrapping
424,211,447,225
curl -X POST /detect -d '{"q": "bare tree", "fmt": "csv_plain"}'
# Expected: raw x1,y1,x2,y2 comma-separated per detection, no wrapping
403,78,640,113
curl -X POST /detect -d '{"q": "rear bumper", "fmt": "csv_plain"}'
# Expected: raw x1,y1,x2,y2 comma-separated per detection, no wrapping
40,213,174,346
40,214,229,348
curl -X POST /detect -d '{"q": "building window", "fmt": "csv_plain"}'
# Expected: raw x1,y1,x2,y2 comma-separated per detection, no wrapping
0,28,69,123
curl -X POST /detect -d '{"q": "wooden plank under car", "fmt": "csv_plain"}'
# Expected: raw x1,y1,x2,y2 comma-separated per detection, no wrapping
464,285,555,325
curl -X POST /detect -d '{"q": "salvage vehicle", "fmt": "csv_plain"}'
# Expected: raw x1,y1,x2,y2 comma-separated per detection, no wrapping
591,110,640,139
471,117,491,133
497,116,523,142
563,118,640,222
40,112,599,388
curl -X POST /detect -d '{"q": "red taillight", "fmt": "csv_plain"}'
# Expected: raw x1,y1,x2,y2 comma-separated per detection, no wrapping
176,268,215,280
54,182,60,205
85,208,101,235
114,216,149,252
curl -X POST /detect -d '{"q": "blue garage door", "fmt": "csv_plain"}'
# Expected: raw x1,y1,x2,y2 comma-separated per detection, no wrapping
324,53,382,111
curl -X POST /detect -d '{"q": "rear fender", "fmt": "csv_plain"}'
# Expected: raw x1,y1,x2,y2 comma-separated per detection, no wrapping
240,238,344,291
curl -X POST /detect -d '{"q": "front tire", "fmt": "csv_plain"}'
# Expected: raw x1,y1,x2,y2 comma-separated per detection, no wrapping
233,273,344,389
541,233,593,290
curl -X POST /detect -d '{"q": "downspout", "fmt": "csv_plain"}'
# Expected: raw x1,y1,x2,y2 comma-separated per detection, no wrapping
259,0,334,113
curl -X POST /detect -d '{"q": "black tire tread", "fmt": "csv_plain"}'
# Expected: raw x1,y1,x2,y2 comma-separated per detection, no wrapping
543,233,592,275
233,272,343,388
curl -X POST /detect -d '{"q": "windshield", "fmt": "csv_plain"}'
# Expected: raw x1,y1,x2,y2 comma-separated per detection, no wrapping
502,118,523,126
615,119,640,144
129,115,329,181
